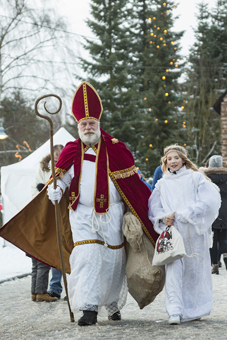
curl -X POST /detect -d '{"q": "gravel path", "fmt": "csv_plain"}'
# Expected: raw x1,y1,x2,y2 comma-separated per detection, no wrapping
1,265,227,340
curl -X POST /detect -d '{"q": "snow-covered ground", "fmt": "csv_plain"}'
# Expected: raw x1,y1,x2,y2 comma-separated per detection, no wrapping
0,238,31,282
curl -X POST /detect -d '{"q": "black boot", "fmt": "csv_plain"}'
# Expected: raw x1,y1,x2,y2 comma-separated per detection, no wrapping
108,311,121,321
78,311,98,326
223,256,227,270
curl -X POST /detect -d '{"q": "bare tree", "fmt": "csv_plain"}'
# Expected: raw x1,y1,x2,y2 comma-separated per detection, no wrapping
0,0,77,106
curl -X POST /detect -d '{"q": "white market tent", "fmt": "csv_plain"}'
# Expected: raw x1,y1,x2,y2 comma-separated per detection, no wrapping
1,127,75,225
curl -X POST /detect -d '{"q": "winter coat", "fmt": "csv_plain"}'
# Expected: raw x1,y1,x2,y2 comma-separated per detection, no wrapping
31,154,52,197
151,165,163,191
204,168,227,229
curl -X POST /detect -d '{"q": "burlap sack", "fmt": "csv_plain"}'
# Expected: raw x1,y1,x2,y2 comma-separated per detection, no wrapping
123,212,165,309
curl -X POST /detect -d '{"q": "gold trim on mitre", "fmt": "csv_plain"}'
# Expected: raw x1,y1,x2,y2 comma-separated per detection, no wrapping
71,81,103,123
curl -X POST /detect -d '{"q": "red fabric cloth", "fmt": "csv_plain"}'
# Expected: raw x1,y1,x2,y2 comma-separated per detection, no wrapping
72,82,103,123
54,129,158,245
84,154,96,162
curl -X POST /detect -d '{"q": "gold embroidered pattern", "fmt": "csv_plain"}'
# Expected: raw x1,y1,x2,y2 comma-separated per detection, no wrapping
96,194,107,208
111,138,119,144
109,171,155,246
69,192,77,205
83,83,89,118
111,165,137,179
74,240,124,249
92,145,97,153
84,146,89,152
78,116,100,123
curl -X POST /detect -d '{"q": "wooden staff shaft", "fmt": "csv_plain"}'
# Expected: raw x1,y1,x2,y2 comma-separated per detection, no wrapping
35,95,74,322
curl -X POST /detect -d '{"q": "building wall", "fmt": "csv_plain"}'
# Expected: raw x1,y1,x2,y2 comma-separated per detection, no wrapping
221,94,227,167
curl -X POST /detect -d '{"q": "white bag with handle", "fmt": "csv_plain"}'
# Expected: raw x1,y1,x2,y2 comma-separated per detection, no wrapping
152,214,187,266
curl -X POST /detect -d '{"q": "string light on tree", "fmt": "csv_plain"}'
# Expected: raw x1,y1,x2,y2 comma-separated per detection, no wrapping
165,93,169,96
165,120,168,123
164,29,167,33
149,144,153,147
163,2,166,6
166,69,169,72
175,64,178,68
157,45,160,49
155,118,158,121
162,76,166,80
146,158,149,161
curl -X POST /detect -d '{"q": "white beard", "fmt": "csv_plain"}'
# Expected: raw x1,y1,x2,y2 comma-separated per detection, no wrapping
78,127,101,146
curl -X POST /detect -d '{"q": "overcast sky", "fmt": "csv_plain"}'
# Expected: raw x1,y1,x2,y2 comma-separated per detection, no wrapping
56,0,215,59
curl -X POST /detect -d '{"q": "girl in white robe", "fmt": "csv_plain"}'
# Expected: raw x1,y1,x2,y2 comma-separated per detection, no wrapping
148,145,221,325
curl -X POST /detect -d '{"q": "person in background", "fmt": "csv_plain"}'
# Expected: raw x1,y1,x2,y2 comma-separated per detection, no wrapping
137,169,152,190
204,155,227,275
30,144,63,302
151,165,163,192
148,145,221,325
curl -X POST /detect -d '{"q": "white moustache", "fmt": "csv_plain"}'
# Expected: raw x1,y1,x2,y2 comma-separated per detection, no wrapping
84,131,94,135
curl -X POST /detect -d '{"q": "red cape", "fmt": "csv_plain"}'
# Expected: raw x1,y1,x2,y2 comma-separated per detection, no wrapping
0,129,158,272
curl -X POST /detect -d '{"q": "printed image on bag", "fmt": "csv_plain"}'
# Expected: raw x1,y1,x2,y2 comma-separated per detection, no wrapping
152,225,187,266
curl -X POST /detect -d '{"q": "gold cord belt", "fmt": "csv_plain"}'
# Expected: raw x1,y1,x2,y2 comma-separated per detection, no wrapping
74,239,124,249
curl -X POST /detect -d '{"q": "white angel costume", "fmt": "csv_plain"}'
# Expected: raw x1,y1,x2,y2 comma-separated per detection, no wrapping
48,147,127,316
148,166,221,322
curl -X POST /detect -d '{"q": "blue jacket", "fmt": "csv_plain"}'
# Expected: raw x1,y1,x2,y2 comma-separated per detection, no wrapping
151,165,163,191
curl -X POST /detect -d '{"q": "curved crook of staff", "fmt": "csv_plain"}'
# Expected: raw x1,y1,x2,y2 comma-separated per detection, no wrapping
35,94,75,323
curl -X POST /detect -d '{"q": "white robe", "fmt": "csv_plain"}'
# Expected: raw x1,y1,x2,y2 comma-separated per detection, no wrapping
148,166,221,322
55,148,127,315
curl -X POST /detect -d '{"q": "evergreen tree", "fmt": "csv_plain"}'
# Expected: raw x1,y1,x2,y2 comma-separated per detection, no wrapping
79,0,141,154
183,2,227,165
129,0,184,175
80,0,184,177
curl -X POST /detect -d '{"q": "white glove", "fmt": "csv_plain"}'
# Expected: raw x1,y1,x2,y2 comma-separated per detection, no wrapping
47,185,62,205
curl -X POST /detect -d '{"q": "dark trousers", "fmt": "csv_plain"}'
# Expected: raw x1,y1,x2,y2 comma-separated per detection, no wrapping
210,229,227,265
31,258,50,295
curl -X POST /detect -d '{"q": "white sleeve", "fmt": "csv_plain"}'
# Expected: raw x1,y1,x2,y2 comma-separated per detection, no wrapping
48,164,73,193
177,172,221,235
148,180,172,234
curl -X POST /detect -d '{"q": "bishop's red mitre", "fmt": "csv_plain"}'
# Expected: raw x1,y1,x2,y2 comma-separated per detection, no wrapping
71,81,103,123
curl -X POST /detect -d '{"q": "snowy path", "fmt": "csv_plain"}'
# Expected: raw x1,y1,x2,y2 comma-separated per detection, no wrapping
1,255,227,339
